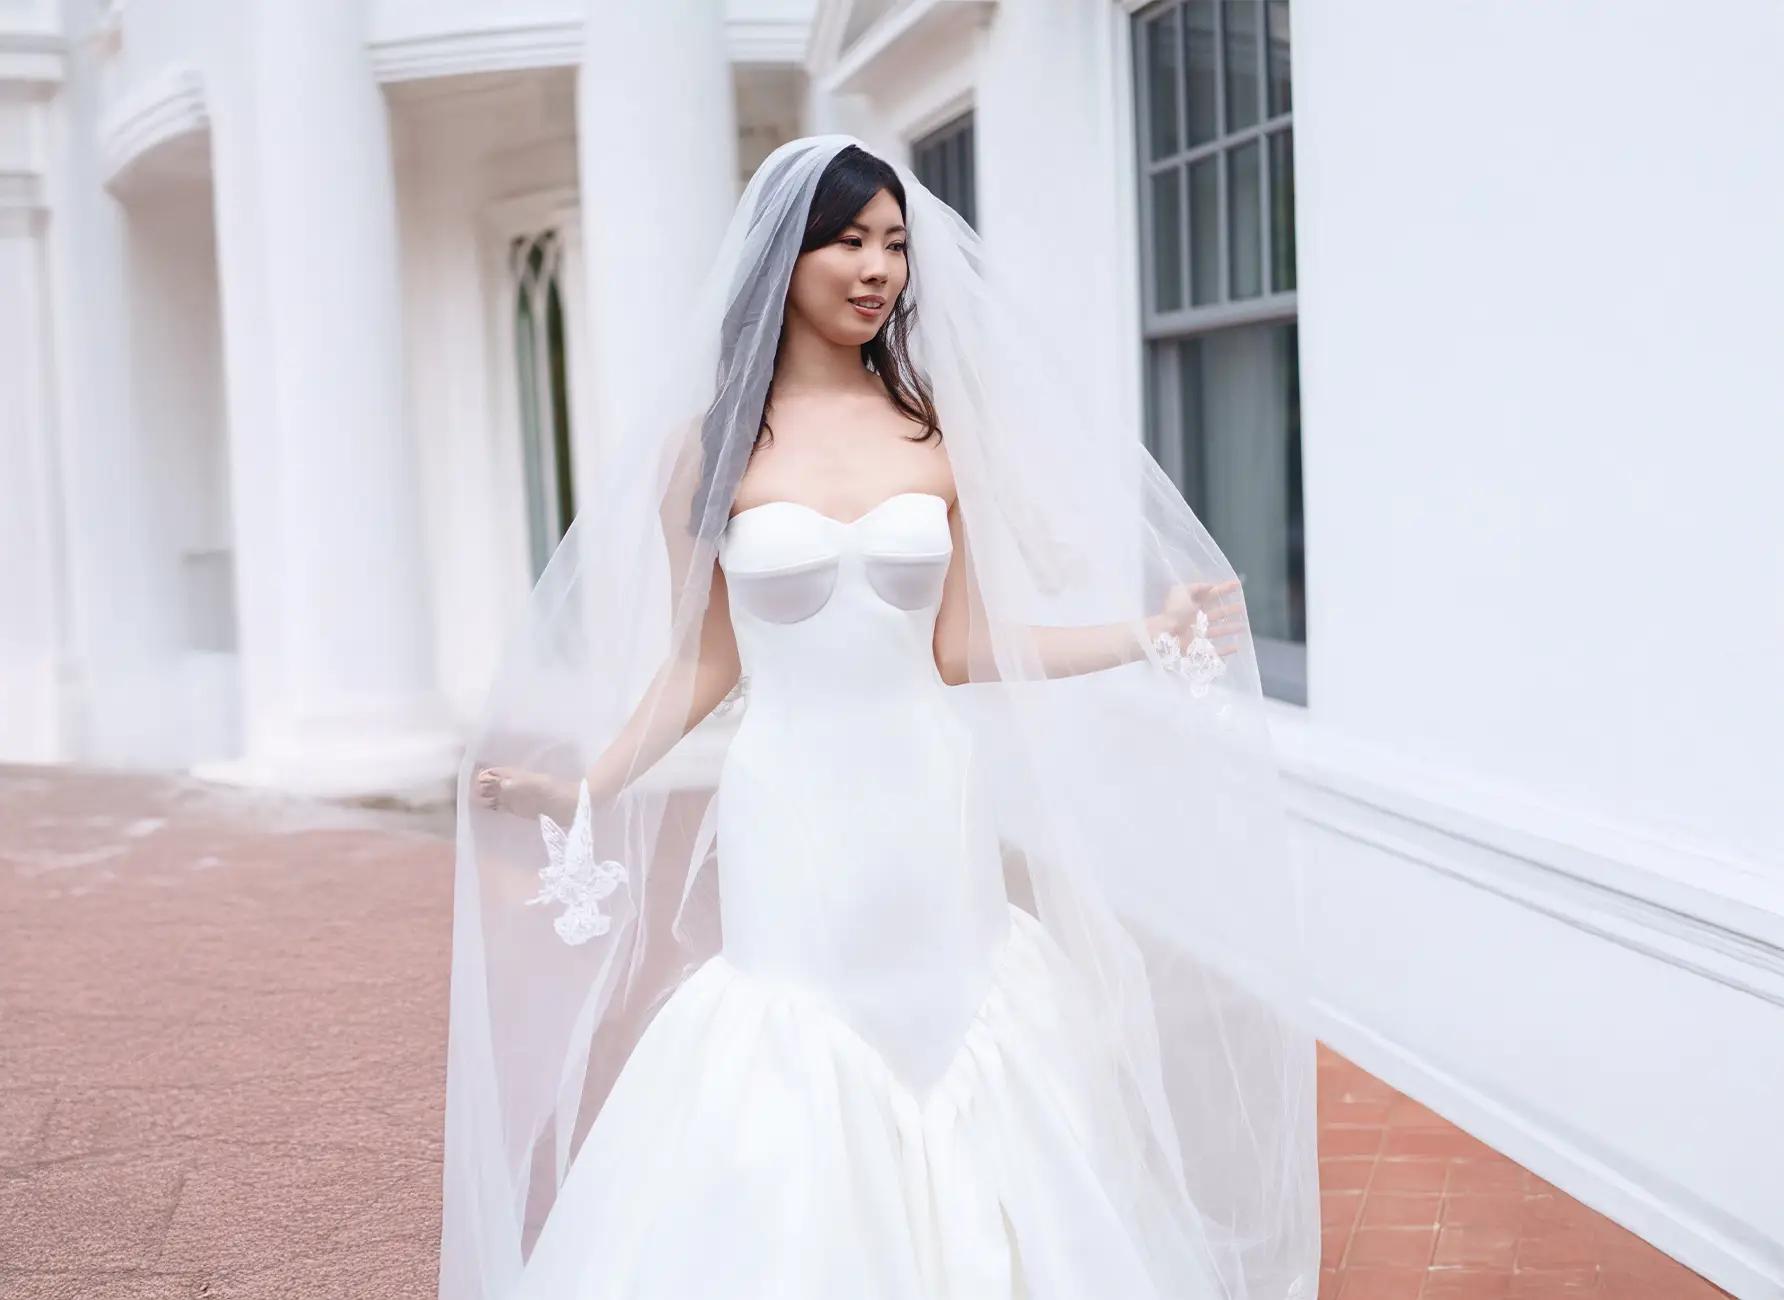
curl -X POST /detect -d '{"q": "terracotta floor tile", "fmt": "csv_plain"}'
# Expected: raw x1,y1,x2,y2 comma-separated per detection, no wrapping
1444,1158,1529,1194
1386,1096,1451,1129
1306,1048,1733,1300
1442,1193,1526,1230
1517,1225,1605,1270
1321,1157,1377,1191
1372,1159,1450,1193
1326,1125,1389,1158
1324,1189,1366,1231
1509,1267,1601,1298
1384,1127,1499,1161
1347,1225,1439,1270
1434,1223,1521,1270
1338,1267,1427,1300
1325,1098,1398,1127
1422,1269,1515,1299
1360,1192,1442,1229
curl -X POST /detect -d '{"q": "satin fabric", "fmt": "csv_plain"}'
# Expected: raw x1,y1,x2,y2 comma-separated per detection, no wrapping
511,493,1220,1298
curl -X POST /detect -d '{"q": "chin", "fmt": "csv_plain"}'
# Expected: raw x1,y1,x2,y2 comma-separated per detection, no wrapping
830,319,879,346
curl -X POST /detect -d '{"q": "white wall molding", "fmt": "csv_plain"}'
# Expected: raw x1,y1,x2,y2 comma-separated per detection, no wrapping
369,19,581,83
369,14,814,82
97,64,205,190
819,0,994,98
0,28,63,86
1270,709,1784,1009
1311,1001,1781,1299
1275,708,1784,1296
729,17,810,64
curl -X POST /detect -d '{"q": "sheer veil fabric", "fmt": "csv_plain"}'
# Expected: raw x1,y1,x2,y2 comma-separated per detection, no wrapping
438,134,1319,1299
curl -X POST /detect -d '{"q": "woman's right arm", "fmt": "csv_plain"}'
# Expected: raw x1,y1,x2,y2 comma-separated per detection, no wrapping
474,556,741,824
581,557,741,808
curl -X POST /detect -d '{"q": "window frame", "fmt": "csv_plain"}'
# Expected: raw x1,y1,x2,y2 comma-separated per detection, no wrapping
1131,0,1306,705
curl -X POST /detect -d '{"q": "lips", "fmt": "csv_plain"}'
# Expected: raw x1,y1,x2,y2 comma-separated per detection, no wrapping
849,295,886,311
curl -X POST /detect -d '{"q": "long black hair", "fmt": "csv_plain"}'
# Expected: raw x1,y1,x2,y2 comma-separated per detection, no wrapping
687,144,940,539
756,145,941,449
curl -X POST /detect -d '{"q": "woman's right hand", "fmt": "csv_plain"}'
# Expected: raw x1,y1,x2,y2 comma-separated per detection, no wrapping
472,766,561,820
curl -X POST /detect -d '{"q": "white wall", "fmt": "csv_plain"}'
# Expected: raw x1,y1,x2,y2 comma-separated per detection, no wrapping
809,0,1784,1293
1292,0,1782,873
1287,1,1783,1292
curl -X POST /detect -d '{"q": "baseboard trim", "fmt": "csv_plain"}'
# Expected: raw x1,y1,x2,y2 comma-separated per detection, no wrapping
1311,1002,1782,1299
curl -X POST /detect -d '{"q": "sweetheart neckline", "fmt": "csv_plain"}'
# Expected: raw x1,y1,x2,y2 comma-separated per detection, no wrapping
724,490,949,533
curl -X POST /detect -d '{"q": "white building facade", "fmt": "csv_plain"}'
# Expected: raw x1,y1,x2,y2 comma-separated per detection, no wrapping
3,0,1779,1292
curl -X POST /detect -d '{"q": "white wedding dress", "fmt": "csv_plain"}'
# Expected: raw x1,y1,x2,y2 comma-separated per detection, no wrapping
513,491,1205,1298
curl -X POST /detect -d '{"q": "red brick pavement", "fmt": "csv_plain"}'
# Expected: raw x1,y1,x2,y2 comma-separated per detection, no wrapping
0,766,1737,1298
0,766,451,1298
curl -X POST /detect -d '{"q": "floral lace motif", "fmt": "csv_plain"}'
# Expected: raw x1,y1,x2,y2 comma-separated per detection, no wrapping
712,673,749,718
528,778,626,945
1149,608,1228,699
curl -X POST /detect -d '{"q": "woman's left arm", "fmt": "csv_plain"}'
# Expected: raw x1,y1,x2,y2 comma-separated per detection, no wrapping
931,496,1244,686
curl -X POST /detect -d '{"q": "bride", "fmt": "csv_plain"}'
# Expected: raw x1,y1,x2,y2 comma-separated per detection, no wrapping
438,136,1319,1300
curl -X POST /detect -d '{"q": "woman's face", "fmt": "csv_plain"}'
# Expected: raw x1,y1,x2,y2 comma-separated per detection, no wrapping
785,187,909,347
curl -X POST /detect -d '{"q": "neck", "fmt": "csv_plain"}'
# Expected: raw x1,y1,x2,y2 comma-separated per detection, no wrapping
772,311,877,396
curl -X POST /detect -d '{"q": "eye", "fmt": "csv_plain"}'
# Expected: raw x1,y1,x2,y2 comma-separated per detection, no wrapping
839,236,863,247
890,242,907,253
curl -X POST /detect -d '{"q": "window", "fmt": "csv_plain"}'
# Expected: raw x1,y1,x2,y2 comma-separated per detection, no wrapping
913,112,977,232
1134,0,1304,703
509,229,576,581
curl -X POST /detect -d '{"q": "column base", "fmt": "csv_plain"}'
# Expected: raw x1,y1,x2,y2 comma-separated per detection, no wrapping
193,722,463,806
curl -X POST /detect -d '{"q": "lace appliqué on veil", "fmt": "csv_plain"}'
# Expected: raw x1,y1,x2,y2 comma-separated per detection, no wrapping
528,778,626,945
1149,608,1228,699
712,673,749,718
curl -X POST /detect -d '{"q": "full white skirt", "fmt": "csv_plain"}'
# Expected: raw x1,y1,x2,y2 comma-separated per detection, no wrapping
512,903,1205,1299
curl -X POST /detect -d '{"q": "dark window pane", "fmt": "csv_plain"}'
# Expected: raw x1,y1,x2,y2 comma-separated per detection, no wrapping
1227,139,1262,299
1269,128,1296,292
1267,1,1292,116
1189,155,1220,306
1151,165,1185,312
914,113,976,231
1150,321,1303,648
1223,0,1261,133
1144,10,1181,159
1184,0,1219,146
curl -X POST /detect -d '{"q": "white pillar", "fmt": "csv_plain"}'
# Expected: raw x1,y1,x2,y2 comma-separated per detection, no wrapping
576,0,737,469
0,66,73,762
199,1,454,798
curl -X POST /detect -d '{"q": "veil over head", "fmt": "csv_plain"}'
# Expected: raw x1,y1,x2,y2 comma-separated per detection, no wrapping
438,133,1319,1299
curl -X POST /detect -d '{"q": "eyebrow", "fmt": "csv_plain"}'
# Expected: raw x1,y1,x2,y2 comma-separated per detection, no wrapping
846,221,908,236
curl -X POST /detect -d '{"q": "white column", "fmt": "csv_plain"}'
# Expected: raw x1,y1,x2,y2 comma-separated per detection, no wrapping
576,0,737,466
0,45,75,762
0,97,72,762
198,1,454,798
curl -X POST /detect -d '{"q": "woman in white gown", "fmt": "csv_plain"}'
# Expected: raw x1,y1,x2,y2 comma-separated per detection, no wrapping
439,136,1318,1300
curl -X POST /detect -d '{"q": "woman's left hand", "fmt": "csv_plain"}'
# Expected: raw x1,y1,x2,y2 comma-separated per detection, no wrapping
1149,579,1246,658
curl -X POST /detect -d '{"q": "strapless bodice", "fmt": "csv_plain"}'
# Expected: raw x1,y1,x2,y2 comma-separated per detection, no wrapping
718,490,954,707
713,489,1010,1092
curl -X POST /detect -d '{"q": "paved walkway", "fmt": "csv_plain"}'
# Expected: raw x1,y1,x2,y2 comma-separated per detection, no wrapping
0,767,1734,1298
1,767,451,1298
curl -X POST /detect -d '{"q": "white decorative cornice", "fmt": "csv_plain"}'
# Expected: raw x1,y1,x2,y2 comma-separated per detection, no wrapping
728,17,811,64
818,0,994,97
1267,704,1784,1009
0,29,65,88
98,64,207,189
368,19,581,83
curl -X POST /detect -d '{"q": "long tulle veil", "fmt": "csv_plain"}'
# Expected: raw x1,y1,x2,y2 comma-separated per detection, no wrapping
437,133,1320,1300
